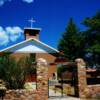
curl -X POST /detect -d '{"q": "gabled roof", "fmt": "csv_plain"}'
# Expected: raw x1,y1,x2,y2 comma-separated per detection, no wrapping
0,38,59,53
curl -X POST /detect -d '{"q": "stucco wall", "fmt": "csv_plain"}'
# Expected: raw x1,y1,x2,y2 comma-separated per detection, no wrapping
36,53,57,79
36,53,56,63
11,53,57,79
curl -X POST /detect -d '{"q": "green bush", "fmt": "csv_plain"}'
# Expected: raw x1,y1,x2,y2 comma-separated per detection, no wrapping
0,54,36,89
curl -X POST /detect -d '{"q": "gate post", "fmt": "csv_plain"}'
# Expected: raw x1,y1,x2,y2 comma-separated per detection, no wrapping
75,58,87,98
37,58,48,100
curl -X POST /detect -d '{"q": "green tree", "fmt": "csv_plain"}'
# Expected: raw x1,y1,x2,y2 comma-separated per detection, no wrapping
83,11,100,66
58,18,85,61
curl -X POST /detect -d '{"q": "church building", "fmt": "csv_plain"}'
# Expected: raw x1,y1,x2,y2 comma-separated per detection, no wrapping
0,20,59,81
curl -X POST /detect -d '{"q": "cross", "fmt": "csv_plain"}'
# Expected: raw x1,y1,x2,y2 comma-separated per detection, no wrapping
28,18,35,28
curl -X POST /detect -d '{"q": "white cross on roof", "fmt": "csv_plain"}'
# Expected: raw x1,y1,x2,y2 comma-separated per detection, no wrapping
28,18,36,28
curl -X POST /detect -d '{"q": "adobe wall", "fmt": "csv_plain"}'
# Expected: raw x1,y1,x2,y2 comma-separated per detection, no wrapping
10,53,57,79
10,53,30,61
36,53,57,79
48,64,57,78
36,53,56,63
11,53,56,63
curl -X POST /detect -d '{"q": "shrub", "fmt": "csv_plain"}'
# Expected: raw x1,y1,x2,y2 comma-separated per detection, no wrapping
0,54,36,89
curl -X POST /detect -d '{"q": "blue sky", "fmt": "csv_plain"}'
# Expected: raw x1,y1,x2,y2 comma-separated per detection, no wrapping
0,0,100,50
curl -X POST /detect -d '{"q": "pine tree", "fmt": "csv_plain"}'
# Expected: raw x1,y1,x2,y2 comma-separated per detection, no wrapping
83,11,100,66
58,18,84,61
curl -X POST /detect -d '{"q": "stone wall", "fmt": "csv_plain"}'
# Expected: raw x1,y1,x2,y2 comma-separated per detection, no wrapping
75,58,100,99
5,90,45,100
4,58,48,100
75,58,87,98
84,85,100,98
36,58,48,100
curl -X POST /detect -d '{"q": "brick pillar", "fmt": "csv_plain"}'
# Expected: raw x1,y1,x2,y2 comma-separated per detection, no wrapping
37,58,48,100
75,58,87,98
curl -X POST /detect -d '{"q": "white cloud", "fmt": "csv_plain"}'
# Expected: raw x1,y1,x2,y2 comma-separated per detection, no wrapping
6,26,23,42
0,0,34,6
0,0,4,6
22,0,34,3
0,0,11,6
0,26,23,46
0,27,9,46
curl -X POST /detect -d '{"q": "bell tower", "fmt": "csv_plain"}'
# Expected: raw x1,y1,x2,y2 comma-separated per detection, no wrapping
24,18,41,40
